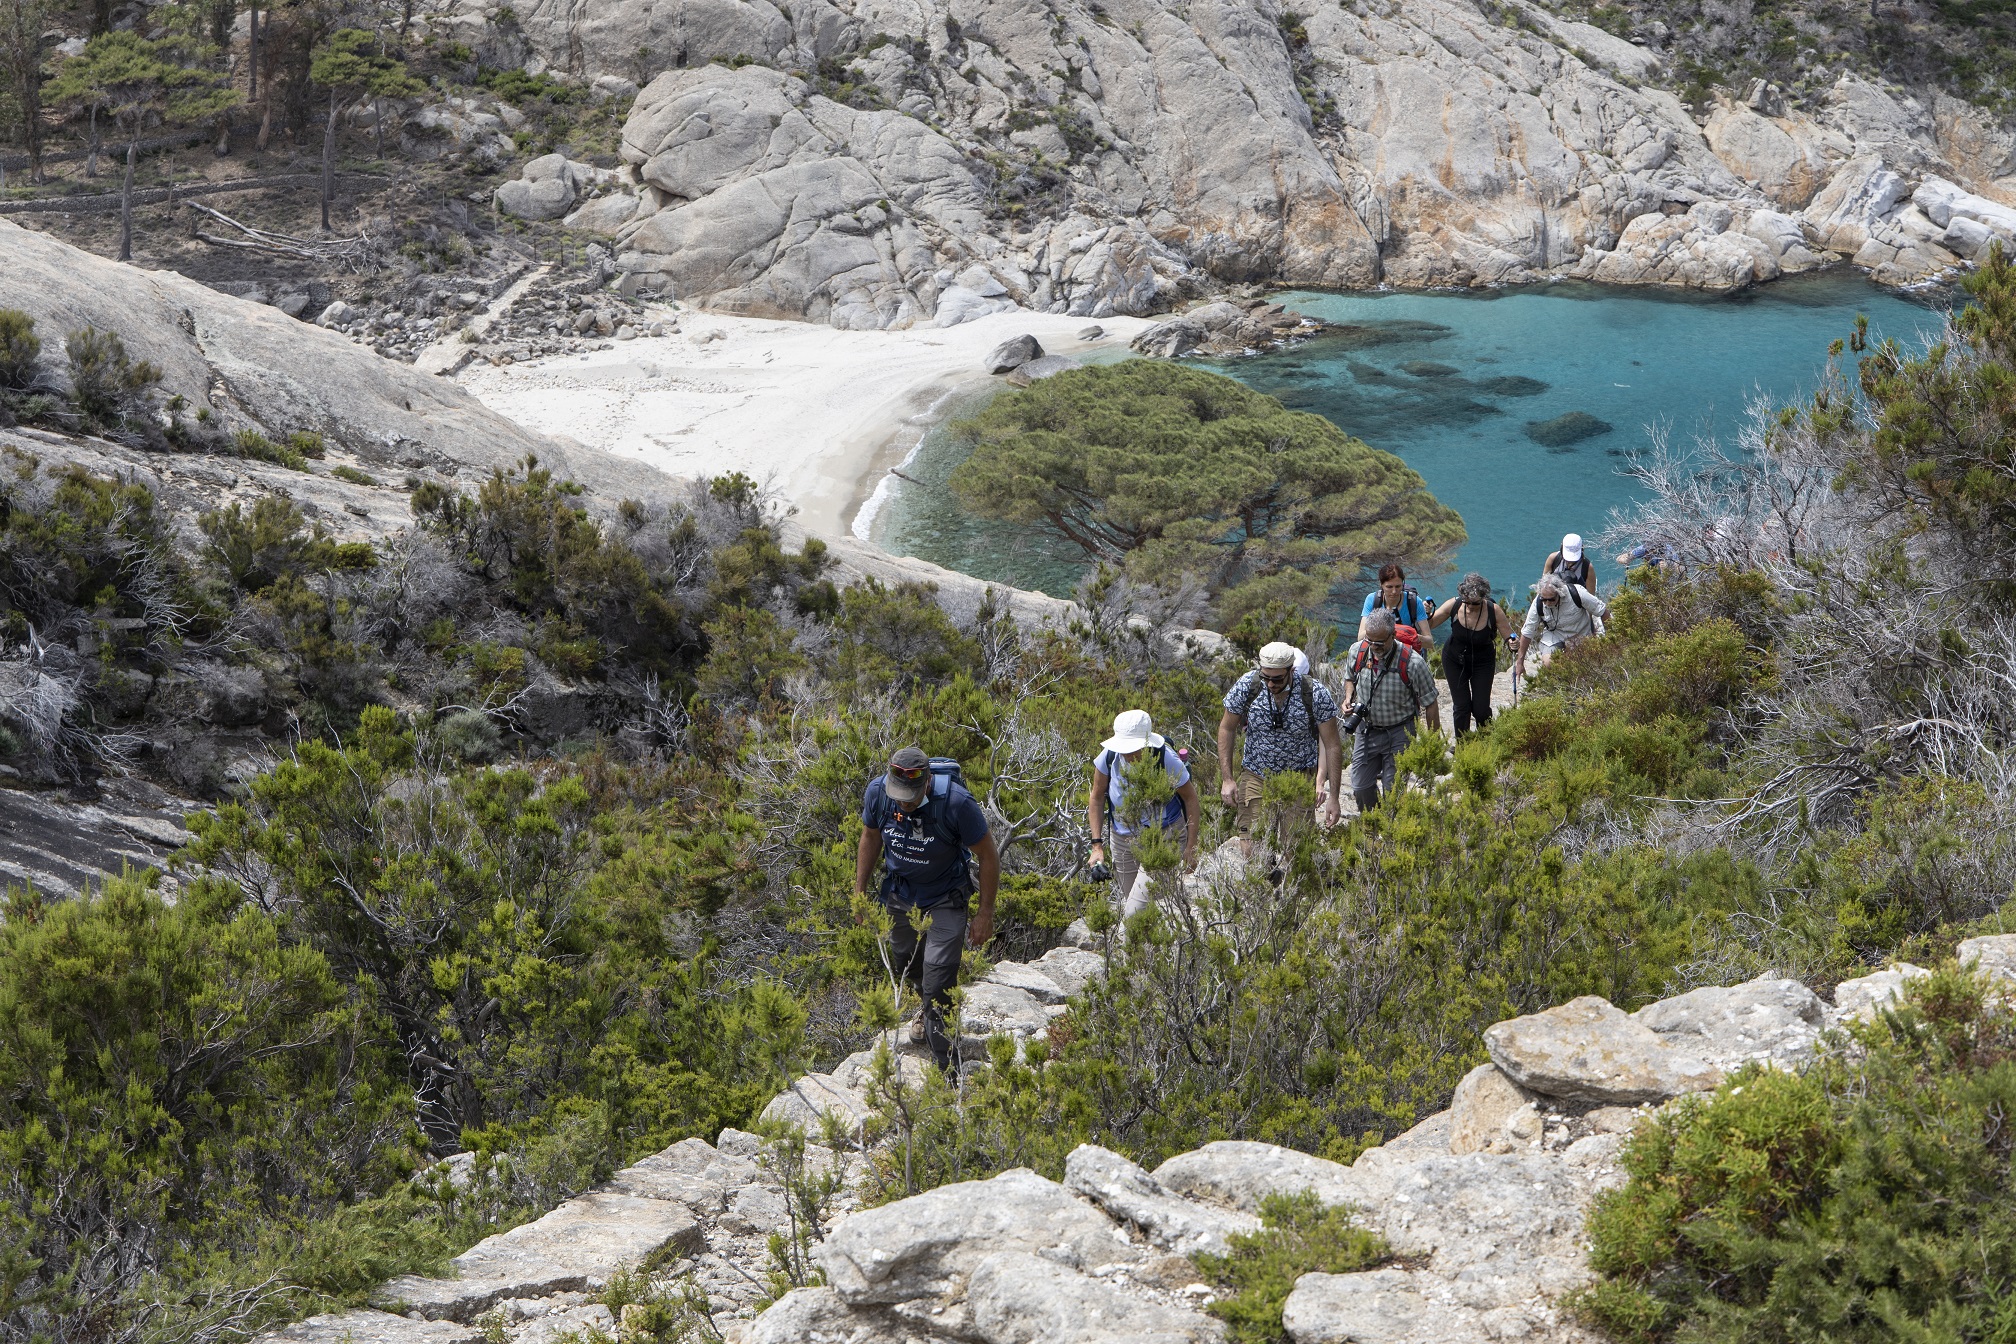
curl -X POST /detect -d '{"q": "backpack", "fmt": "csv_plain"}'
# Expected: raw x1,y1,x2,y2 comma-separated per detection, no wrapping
921,757,969,849
1372,590,1428,654
1350,640,1425,716
1233,672,1320,740
1097,747,1189,831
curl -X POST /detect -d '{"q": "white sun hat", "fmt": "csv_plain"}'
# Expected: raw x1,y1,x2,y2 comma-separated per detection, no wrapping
1101,709,1165,754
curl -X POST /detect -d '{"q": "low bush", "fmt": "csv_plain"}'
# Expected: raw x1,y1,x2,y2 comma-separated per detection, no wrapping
1197,1191,1390,1344
1578,966,2016,1342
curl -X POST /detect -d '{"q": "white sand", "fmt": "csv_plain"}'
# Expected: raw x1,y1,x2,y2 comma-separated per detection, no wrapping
456,306,1155,541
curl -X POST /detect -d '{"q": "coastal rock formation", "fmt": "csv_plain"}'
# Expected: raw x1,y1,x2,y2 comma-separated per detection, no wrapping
445,0,2016,326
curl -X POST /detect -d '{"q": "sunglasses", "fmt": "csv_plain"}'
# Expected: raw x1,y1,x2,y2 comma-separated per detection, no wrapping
1259,671,1290,686
889,764,927,782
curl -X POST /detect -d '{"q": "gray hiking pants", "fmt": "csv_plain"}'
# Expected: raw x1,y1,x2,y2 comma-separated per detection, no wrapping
887,901,968,1068
1349,718,1416,799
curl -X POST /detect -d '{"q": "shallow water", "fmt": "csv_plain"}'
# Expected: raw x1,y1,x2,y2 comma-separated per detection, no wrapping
869,273,1951,606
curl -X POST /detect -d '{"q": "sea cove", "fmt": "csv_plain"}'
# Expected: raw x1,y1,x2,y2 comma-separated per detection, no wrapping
869,274,1951,604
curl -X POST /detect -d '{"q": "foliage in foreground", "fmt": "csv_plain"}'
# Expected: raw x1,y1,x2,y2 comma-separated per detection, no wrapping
1578,967,2016,1343
1197,1191,1390,1344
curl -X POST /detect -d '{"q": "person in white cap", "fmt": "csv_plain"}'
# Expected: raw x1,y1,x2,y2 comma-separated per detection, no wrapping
1542,533,1597,593
1516,571,1608,677
1087,710,1202,915
1217,641,1343,855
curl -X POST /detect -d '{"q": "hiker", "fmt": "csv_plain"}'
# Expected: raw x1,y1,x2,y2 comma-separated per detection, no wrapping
1542,533,1597,593
1617,539,1681,574
1087,710,1202,916
1341,608,1441,811
1355,563,1432,641
1427,572,1513,734
1217,641,1344,854
1515,572,1609,677
854,746,999,1072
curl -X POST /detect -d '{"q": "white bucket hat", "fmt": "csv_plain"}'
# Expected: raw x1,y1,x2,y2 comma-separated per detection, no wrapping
1101,709,1165,754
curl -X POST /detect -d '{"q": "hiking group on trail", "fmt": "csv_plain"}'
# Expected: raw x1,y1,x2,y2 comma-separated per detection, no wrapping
854,529,1620,1070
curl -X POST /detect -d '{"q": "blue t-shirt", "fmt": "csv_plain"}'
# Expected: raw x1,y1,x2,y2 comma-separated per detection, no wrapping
861,776,989,907
1361,590,1429,626
1094,745,1192,836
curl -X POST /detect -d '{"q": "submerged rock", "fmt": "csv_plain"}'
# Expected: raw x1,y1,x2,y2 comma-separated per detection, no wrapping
1524,411,1615,447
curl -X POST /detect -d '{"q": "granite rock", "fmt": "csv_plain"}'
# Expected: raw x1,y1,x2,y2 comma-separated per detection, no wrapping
814,1168,1143,1305
1484,995,1722,1104
1064,1143,1261,1259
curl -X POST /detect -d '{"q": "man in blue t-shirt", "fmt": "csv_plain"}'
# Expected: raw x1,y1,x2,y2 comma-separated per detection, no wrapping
855,746,998,1071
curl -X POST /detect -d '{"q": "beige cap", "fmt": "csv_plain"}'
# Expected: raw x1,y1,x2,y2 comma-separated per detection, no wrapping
1257,641,1299,670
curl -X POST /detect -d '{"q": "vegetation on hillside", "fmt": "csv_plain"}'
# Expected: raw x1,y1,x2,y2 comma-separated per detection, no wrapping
1579,968,2016,1342
7,197,2016,1344
948,361,1467,626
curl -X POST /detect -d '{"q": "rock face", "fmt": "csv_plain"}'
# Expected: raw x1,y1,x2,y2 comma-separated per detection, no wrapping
442,0,2016,326
0,220,659,501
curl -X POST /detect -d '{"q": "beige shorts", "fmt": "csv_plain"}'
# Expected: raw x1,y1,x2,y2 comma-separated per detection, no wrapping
1234,767,1315,835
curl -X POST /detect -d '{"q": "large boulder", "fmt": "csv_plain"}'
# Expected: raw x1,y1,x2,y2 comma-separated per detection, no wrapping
614,65,993,329
1446,1063,1539,1156
1959,934,2016,983
495,175,576,221
814,1168,1144,1305
984,334,1045,374
1630,974,1828,1072
965,1250,1221,1343
1483,995,1722,1105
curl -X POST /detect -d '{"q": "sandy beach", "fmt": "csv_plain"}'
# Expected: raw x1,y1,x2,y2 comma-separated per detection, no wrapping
455,306,1156,542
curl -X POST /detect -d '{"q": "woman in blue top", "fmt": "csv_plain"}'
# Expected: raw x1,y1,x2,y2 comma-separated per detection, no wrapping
1086,710,1201,916
1355,563,1432,640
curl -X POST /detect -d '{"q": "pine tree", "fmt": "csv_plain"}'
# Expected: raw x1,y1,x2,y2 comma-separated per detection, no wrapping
44,33,239,261
949,360,1467,624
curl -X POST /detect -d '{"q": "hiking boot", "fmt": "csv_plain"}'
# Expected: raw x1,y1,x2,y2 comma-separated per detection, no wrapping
907,1012,927,1046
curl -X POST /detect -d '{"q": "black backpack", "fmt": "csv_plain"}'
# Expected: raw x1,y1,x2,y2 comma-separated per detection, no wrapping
1234,672,1319,740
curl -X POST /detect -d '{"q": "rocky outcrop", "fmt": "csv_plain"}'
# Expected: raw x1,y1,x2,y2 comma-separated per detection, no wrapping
439,0,2016,326
0,219,663,500
265,943,2016,1344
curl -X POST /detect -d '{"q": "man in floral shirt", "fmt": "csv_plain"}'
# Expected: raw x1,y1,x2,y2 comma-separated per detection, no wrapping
1217,641,1344,855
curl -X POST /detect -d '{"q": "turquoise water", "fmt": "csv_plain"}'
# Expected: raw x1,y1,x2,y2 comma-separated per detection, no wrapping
869,273,1951,604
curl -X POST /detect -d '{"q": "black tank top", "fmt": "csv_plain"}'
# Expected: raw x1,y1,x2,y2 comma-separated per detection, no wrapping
1445,605,1498,668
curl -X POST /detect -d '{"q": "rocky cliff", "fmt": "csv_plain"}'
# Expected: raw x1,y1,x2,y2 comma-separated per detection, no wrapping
460,0,2016,326
265,879,2016,1344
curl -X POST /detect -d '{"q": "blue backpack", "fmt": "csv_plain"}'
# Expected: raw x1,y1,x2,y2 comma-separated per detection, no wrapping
1097,747,1187,832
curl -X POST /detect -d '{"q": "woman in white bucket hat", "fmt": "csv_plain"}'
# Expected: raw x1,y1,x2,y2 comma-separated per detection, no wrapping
1087,709,1201,916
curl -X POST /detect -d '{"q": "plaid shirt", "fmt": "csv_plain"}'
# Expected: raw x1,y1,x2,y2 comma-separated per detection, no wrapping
1344,640,1435,729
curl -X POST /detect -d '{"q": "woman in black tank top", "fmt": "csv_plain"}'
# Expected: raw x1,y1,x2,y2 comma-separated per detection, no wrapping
1428,573,1513,734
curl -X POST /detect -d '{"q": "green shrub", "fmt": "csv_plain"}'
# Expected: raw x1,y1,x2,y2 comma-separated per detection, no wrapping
1197,1191,1390,1344
1578,966,2016,1342
331,464,379,485
233,429,310,471
64,325,161,429
0,309,40,391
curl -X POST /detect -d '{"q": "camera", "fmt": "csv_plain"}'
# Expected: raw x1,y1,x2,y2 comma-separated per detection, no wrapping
1339,704,1369,736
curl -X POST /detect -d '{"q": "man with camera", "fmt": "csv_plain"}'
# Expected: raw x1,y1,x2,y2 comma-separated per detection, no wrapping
1341,608,1441,813
1217,642,1344,856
